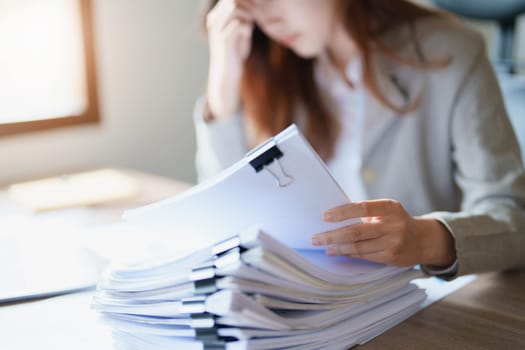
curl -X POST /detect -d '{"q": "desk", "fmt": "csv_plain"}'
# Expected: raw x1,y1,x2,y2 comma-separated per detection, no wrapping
0,169,191,349
0,169,191,305
71,168,192,219
1,170,524,349
358,270,525,349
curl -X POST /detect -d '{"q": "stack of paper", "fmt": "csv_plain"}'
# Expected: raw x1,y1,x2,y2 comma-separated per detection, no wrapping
92,124,427,349
93,228,425,349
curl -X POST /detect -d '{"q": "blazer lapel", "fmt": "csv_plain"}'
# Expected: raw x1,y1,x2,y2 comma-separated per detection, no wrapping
361,57,417,161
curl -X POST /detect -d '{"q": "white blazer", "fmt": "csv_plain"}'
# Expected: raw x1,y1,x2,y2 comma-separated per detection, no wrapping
193,18,525,277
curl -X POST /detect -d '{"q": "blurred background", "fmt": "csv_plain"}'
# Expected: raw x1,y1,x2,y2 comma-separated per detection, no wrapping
0,1,523,337
0,0,523,186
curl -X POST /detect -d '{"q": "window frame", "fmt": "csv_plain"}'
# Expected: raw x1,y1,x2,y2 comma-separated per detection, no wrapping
0,0,100,137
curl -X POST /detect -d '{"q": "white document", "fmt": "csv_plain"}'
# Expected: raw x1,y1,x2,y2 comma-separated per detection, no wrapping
123,124,357,250
106,287,425,350
93,125,433,350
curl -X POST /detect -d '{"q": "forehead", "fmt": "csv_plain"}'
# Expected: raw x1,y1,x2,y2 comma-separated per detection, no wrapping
252,0,332,16
252,0,318,19
252,0,284,12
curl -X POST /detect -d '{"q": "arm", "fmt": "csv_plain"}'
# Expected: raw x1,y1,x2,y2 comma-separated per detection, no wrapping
194,0,255,182
311,40,525,278
423,41,525,276
193,97,248,182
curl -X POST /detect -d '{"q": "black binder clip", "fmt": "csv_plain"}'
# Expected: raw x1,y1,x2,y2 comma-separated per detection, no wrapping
195,328,220,343
194,278,218,295
248,140,293,187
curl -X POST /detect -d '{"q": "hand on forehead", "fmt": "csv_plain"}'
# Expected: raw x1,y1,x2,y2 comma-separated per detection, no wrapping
232,0,272,16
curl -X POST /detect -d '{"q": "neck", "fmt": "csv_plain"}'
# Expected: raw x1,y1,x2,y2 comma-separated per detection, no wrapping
326,21,358,74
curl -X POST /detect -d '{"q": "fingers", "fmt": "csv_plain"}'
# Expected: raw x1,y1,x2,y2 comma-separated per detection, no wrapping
324,199,404,222
345,250,391,264
327,242,408,266
223,17,253,38
208,9,253,32
223,18,253,59
311,222,385,246
317,199,418,267
206,0,255,121
326,239,387,258
312,221,390,263
223,8,253,28
207,0,255,31
207,0,255,60
323,235,398,265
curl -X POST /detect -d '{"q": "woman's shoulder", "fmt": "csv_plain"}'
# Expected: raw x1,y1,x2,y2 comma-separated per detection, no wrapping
384,15,486,69
415,16,485,59
377,16,494,118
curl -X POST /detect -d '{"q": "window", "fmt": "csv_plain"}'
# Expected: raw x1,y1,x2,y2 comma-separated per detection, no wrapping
0,0,99,136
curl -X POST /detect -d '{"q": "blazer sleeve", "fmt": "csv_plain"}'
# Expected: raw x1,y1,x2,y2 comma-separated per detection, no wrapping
193,97,248,183
424,41,525,277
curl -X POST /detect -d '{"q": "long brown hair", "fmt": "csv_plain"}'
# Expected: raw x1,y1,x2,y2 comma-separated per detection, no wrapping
201,0,449,160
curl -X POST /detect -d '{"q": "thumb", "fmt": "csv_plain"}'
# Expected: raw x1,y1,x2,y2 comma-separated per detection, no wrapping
236,22,253,61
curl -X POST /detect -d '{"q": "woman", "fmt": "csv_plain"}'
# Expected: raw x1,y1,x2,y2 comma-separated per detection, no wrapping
194,0,525,278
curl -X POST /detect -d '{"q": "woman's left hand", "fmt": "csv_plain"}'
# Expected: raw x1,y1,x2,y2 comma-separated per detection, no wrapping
311,199,456,267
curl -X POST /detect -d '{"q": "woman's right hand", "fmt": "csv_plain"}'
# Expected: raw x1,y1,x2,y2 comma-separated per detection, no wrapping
206,0,255,121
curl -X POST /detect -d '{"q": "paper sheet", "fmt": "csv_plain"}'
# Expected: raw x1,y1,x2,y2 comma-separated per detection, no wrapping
124,125,358,251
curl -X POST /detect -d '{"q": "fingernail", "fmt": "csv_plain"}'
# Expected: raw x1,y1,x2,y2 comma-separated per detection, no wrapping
326,246,337,256
311,236,323,246
324,211,333,221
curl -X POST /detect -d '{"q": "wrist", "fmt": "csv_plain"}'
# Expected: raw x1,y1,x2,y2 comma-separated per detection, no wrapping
416,218,456,267
204,91,239,123
206,85,240,122
207,62,242,121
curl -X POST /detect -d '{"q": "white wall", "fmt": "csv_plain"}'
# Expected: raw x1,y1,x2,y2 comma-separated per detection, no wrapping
0,0,208,185
0,1,523,186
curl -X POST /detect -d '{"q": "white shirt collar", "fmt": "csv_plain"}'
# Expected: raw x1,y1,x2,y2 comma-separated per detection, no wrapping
314,52,362,97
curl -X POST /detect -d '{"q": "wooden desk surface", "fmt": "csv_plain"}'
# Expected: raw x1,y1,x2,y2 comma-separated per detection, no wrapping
358,269,525,349
2,170,524,349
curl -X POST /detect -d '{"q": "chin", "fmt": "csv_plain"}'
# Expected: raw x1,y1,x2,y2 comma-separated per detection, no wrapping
291,45,323,59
